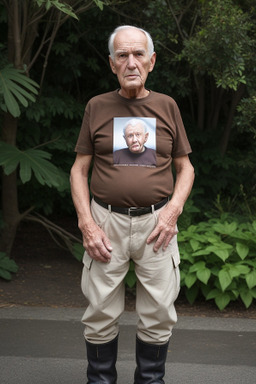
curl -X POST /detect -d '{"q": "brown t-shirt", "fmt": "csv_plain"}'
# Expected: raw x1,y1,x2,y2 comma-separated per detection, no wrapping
75,90,192,207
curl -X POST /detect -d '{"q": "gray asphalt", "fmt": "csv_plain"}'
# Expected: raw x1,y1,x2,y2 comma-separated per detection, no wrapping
0,307,256,383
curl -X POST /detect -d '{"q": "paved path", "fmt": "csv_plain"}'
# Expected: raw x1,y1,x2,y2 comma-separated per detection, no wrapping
1,307,256,383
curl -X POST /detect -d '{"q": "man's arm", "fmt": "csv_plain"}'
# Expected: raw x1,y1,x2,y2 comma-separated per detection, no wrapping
70,153,112,262
147,155,195,252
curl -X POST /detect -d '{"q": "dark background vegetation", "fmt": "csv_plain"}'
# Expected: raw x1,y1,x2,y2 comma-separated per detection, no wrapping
0,0,256,310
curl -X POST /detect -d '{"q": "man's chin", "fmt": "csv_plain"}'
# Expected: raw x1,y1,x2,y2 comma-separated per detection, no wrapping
130,148,142,154
123,80,142,89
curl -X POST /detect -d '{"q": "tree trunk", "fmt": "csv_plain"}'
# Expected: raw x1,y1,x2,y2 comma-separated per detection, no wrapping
0,1,24,255
196,76,205,130
0,113,21,255
220,84,246,156
209,87,224,131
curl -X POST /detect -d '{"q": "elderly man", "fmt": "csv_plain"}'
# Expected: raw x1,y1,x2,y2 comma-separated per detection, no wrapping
70,25,194,384
113,118,156,166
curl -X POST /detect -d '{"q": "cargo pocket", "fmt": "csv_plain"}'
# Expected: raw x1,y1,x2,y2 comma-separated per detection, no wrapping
81,251,93,298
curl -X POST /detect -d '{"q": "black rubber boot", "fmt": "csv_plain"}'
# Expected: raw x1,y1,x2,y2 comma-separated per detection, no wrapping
85,335,118,384
134,336,169,384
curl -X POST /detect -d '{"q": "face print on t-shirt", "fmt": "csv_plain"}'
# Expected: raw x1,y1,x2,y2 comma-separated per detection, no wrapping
113,117,156,167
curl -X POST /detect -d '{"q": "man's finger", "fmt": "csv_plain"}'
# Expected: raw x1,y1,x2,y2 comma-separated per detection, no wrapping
147,228,160,244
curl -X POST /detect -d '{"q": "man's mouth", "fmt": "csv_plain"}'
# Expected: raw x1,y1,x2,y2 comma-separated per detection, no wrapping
125,74,139,79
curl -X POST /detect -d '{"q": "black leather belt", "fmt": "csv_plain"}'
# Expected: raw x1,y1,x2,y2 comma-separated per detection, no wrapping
93,196,168,217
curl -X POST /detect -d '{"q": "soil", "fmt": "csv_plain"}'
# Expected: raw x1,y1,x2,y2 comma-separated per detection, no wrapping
1,218,256,319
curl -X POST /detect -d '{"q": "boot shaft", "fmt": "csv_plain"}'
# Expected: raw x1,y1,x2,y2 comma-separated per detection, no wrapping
134,336,169,384
86,335,118,384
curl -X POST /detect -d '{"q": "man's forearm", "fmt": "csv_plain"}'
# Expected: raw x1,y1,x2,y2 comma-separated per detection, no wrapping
169,157,195,217
70,154,94,229
70,175,93,230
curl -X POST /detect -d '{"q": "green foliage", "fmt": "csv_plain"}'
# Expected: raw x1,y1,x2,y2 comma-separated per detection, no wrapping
93,0,104,11
24,91,84,125
177,192,201,231
188,127,256,217
178,215,256,310
125,261,137,288
0,142,68,189
0,65,39,117
16,89,83,214
72,242,84,262
236,94,256,136
35,0,78,19
0,252,18,280
181,0,251,90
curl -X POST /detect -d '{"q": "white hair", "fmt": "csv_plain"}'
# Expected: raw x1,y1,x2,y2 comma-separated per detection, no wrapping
123,118,148,136
108,25,155,60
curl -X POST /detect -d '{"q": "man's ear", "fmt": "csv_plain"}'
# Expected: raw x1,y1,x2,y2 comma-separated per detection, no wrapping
109,56,117,74
144,132,149,143
149,52,156,73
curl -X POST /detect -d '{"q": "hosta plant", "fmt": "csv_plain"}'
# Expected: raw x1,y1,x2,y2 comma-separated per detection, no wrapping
178,215,256,310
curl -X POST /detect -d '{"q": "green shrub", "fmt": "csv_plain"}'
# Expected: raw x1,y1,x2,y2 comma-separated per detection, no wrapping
0,252,18,280
178,215,256,310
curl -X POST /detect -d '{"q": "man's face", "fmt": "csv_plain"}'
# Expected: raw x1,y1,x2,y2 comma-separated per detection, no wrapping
109,28,156,99
124,123,149,153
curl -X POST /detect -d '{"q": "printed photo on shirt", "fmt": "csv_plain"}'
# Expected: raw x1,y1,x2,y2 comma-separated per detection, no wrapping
113,117,156,167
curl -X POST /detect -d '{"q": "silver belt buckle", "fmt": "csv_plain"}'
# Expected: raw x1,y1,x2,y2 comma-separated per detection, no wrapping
128,207,138,216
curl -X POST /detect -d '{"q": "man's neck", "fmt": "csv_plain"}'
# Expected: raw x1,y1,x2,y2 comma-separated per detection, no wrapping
119,88,149,99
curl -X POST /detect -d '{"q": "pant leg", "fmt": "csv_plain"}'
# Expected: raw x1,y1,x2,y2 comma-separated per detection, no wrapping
81,200,180,345
81,199,131,344
131,207,180,345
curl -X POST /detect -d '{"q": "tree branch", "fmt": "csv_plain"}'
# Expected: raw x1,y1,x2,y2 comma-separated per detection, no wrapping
178,0,195,24
20,0,28,50
166,0,184,40
190,11,198,37
25,213,82,254
2,0,9,9
39,9,62,91
26,21,51,72
12,0,22,67
220,84,246,156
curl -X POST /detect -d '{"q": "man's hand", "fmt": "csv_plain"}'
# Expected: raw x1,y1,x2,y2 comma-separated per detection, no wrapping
146,204,180,252
79,219,113,263
147,155,194,252
70,154,113,263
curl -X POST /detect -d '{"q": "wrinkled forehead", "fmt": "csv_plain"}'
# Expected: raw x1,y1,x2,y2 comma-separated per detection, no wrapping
125,123,145,133
114,29,148,52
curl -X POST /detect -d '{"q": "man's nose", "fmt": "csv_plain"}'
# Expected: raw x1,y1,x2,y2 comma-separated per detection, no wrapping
127,54,136,69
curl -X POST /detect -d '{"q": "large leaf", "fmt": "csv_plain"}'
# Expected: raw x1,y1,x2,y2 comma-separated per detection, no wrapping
197,268,211,285
236,242,249,260
185,272,197,288
245,270,256,289
240,291,253,309
185,284,199,304
72,243,84,262
193,244,232,261
0,65,39,117
218,269,232,292
0,142,67,188
215,293,231,310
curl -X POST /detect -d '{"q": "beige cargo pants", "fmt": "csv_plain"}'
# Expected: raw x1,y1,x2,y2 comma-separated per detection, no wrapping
81,199,180,345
